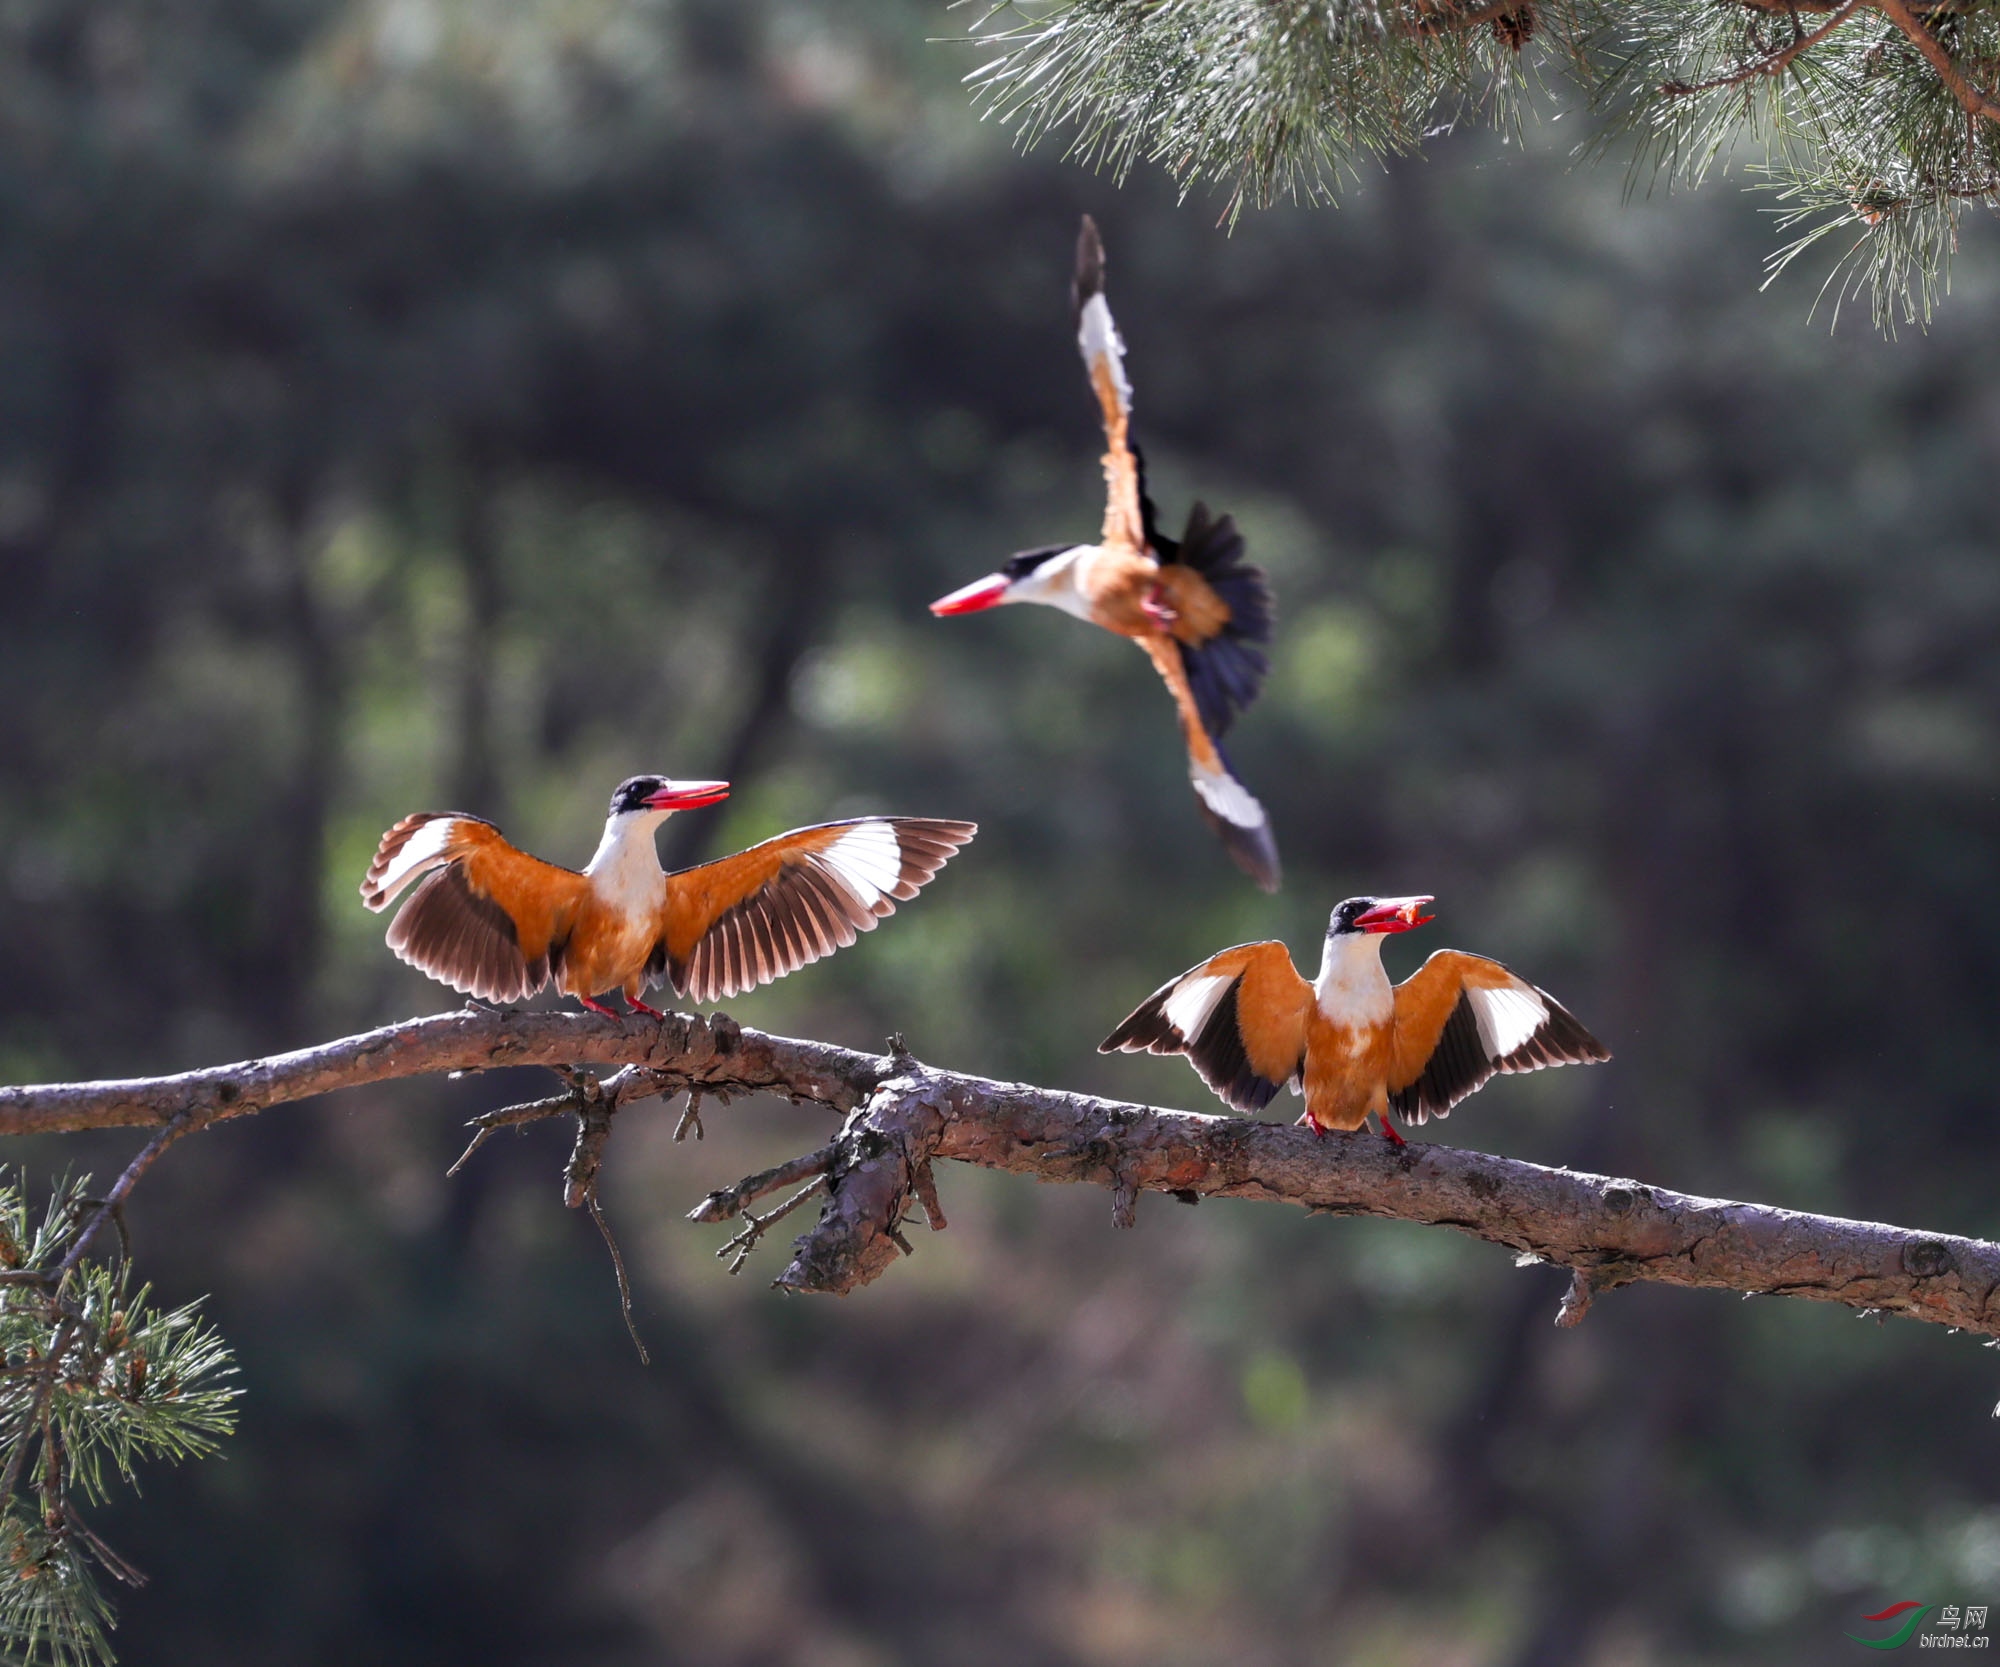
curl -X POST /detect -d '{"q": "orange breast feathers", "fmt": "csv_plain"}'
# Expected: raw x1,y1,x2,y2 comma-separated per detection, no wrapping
1075,552,1234,653
361,811,975,1007
1078,546,1166,637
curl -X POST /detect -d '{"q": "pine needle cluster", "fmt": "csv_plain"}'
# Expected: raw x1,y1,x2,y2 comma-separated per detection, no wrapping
962,0,2000,325
0,1174,236,1667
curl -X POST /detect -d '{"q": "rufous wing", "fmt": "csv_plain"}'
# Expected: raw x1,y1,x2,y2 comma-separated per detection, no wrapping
1100,941,1311,1113
1138,636,1280,893
1386,950,1610,1125
1073,215,1145,556
361,812,587,1003
658,817,977,1003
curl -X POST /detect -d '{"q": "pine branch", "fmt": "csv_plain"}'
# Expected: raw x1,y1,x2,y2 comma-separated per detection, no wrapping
1660,0,1864,98
6,1010,1998,1335
1874,0,2000,125
0,1008,879,1139
958,0,2000,322
0,1175,236,1667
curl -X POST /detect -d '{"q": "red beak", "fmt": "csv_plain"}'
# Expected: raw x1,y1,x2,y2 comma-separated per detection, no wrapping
1353,896,1435,934
643,779,731,811
929,574,1012,617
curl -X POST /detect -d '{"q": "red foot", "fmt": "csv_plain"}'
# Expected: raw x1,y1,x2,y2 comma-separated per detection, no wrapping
577,995,622,1020
1140,582,1179,630
625,994,668,1021
1378,1113,1407,1148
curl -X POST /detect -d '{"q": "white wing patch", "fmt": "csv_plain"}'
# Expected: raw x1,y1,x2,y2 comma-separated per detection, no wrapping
1468,983,1548,1060
822,820,905,909
1076,293,1132,417
1189,757,1266,830
370,817,459,902
1162,972,1232,1042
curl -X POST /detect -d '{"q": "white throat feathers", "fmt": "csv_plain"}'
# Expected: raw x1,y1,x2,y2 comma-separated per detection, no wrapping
584,808,670,916
1007,547,1097,622
1314,929,1394,1025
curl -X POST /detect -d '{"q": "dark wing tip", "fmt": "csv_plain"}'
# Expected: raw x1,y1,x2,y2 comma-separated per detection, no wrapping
1073,215,1105,315
1198,802,1281,893
1502,997,1612,1071
1100,980,1180,1054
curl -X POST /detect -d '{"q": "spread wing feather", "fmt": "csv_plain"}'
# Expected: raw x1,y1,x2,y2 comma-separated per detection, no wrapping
662,817,976,1003
1073,215,1145,556
1100,941,1311,1114
1387,950,1610,1124
361,812,585,1003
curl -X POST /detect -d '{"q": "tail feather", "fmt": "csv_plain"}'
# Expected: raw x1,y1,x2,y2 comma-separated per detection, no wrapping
1173,503,1273,742
1177,503,1271,642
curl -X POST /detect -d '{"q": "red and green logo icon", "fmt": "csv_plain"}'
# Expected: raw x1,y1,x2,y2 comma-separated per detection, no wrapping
1846,1602,1931,1649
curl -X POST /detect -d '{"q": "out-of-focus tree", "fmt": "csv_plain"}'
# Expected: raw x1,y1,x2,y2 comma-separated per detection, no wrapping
1,0,2000,1663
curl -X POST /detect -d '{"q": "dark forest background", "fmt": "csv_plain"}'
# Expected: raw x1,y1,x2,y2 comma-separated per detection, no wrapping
4,1,2000,1662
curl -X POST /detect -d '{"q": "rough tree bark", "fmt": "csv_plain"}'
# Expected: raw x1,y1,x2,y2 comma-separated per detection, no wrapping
1,1007,1993,1333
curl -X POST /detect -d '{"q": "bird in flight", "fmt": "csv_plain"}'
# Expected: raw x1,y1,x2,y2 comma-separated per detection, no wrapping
360,776,975,1018
1102,896,1608,1143
929,215,1279,891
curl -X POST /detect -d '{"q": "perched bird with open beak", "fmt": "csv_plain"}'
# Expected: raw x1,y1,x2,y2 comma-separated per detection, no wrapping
360,775,975,1018
929,216,1279,891
1102,896,1609,1143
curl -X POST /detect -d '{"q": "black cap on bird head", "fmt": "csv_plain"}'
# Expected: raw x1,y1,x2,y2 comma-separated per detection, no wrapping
1329,896,1436,936
1002,544,1079,580
608,776,732,816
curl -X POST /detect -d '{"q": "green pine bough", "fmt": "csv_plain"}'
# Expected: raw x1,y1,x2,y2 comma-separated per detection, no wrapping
0,1175,236,1667
960,0,2000,325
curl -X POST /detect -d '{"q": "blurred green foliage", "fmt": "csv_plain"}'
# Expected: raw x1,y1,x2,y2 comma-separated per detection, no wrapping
1,1,2000,1663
